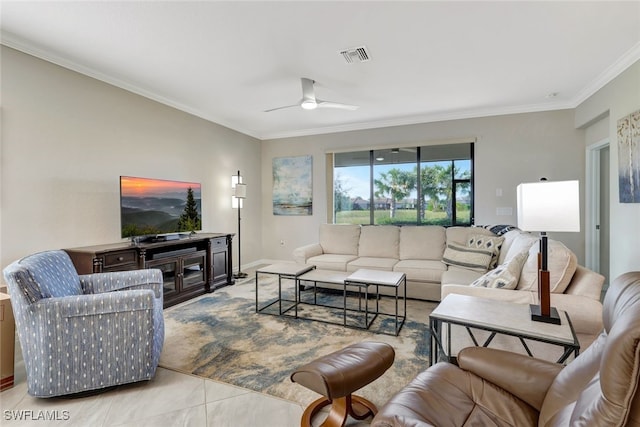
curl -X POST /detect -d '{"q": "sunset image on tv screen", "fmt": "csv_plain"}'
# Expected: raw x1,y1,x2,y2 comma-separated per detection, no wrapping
120,176,202,238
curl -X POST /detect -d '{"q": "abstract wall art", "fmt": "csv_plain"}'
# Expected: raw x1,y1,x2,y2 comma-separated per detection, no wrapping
617,109,640,203
272,155,313,215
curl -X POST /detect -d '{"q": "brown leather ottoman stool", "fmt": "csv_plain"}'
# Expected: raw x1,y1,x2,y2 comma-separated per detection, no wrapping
291,341,395,427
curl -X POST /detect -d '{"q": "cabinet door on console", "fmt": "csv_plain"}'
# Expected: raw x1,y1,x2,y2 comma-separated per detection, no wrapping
182,251,207,292
211,237,229,285
146,258,179,299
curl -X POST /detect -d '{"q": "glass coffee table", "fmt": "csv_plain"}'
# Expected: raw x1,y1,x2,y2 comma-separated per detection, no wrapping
429,294,580,365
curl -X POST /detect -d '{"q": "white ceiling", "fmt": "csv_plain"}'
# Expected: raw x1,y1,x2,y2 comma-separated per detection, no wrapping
2,1,639,140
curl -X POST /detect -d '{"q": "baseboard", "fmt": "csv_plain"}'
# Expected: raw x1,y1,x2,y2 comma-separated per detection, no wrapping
234,258,290,274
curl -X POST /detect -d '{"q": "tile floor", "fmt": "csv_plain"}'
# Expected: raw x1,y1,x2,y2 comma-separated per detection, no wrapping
1,349,306,427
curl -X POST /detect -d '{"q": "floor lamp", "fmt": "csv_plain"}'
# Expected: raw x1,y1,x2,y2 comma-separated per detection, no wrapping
232,171,248,279
516,179,580,325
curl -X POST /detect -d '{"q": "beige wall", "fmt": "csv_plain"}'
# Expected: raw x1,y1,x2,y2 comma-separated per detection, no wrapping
0,46,262,272
4,44,634,280
261,110,586,262
576,60,640,280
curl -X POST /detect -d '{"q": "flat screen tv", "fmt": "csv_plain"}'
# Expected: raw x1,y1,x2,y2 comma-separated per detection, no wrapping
120,176,202,239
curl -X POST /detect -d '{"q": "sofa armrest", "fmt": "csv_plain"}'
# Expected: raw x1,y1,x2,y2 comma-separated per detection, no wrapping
549,293,603,336
458,347,563,411
79,269,163,299
564,265,605,301
292,243,323,264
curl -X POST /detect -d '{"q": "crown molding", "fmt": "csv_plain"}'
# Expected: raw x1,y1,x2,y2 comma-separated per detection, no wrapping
1,32,264,140
571,41,640,108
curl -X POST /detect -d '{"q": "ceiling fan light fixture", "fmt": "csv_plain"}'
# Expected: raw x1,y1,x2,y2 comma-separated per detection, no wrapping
265,78,358,113
301,100,317,110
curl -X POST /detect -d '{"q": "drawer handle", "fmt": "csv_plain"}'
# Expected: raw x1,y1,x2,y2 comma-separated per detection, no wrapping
117,256,124,261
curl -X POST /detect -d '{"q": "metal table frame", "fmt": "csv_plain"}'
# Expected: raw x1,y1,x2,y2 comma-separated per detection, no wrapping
429,296,580,365
295,270,377,331
255,264,315,316
344,270,407,336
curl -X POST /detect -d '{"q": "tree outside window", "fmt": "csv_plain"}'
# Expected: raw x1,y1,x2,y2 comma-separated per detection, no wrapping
333,143,473,226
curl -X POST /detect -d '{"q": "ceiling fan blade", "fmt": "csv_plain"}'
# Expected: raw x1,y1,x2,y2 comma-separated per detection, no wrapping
263,103,300,113
316,100,359,111
264,78,358,112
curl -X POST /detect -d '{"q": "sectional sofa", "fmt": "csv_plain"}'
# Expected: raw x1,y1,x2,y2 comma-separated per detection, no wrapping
293,224,605,349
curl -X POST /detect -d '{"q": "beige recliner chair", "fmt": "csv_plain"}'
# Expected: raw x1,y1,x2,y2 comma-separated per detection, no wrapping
372,271,640,426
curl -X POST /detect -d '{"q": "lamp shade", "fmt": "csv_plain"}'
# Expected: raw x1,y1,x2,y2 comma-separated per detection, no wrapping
234,183,247,199
517,180,580,232
231,171,245,208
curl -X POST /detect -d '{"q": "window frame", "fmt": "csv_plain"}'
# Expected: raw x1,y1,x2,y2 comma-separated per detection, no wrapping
331,142,474,226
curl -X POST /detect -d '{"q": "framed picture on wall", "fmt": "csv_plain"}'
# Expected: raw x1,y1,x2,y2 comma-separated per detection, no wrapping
272,155,313,215
617,109,640,203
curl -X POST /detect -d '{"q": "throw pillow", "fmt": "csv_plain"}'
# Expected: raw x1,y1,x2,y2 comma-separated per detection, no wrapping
470,251,528,290
442,242,493,272
467,234,505,269
517,239,578,293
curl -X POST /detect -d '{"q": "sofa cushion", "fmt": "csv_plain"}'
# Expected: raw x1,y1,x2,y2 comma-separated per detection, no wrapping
358,225,400,258
500,231,539,264
442,243,493,272
467,234,505,269
399,226,446,260
470,251,528,290
393,260,447,283
346,257,399,272
441,266,485,287
308,254,358,271
319,224,361,255
497,230,524,265
517,239,577,294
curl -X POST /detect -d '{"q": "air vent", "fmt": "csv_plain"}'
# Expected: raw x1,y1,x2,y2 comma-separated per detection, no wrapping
339,46,371,64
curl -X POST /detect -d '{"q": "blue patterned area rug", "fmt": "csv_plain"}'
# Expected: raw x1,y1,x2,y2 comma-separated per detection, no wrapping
159,276,435,407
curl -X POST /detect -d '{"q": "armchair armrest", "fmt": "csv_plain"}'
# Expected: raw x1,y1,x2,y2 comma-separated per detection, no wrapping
457,347,563,411
42,290,156,317
80,269,163,298
292,243,323,264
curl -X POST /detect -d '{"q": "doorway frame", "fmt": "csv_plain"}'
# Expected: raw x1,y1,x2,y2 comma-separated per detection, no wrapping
585,138,609,273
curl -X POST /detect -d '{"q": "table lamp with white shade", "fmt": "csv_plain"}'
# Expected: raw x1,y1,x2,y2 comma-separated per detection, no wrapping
516,179,580,324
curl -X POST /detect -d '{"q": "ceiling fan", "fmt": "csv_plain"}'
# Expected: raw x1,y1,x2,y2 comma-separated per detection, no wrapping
264,78,359,112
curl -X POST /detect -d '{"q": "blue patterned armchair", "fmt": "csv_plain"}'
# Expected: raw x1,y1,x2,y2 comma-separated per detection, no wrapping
3,250,164,397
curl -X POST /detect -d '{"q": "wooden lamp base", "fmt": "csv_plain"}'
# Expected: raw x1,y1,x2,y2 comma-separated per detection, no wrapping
533,261,561,325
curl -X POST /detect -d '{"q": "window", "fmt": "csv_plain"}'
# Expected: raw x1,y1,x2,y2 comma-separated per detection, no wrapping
333,143,473,226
